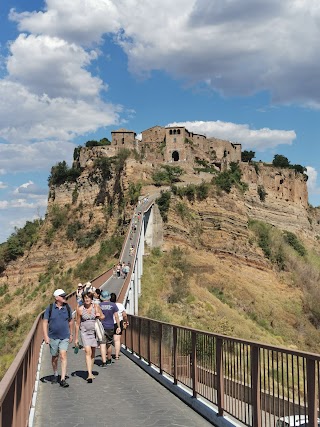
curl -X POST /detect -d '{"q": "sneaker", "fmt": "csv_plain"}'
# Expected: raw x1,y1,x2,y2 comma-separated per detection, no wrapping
106,359,113,365
51,375,59,384
101,363,107,368
60,379,69,388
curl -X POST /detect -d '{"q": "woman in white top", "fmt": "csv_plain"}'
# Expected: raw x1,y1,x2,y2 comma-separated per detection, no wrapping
110,292,128,360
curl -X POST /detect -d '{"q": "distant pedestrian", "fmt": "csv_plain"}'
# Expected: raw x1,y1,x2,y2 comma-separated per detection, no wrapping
43,289,73,388
76,283,84,305
116,263,121,278
93,288,101,304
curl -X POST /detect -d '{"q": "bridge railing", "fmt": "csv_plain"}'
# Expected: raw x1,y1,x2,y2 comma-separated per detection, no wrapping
0,293,76,427
124,315,320,427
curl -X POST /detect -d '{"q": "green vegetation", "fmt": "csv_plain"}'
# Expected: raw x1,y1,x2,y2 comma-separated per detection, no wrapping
128,182,142,205
241,150,255,162
50,204,69,229
85,138,111,147
194,159,217,173
93,157,113,181
76,225,103,248
156,191,171,222
48,161,81,186
272,154,307,177
0,219,43,273
171,182,210,202
213,162,248,194
249,220,307,269
152,165,184,186
283,231,306,256
257,185,267,202
74,234,123,280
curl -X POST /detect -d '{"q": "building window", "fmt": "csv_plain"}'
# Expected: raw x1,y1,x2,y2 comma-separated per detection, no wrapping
173,129,177,134
122,137,125,144
174,137,176,142
169,130,172,135
177,129,181,134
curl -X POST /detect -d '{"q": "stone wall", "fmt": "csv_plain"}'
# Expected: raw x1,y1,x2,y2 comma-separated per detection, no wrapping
111,129,136,149
207,138,242,163
142,126,166,144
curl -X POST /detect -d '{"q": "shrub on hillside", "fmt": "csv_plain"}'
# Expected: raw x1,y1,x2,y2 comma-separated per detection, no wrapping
152,165,184,186
156,191,171,222
48,161,81,186
257,185,267,202
128,182,142,205
214,162,248,194
85,138,111,147
283,231,306,256
0,219,43,271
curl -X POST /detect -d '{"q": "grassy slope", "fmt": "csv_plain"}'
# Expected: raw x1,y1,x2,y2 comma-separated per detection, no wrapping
139,223,320,354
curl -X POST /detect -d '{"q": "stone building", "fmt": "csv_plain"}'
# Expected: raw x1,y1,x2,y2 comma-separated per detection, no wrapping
111,128,137,150
140,124,242,169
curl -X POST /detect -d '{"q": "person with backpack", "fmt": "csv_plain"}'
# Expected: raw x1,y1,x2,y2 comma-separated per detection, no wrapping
43,289,73,388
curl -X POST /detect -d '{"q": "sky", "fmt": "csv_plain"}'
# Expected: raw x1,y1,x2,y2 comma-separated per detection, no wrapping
1,0,320,243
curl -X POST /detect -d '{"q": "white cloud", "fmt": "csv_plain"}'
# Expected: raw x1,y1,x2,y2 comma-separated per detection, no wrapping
0,181,7,189
0,201,9,209
10,0,121,45
0,140,75,173
167,120,296,150
10,0,320,106
7,34,104,100
13,181,47,196
306,166,320,194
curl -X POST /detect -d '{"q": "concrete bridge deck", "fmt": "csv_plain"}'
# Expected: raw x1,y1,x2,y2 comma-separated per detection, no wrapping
33,344,213,427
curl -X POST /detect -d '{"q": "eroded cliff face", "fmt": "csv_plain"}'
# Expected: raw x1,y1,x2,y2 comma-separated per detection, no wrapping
1,154,319,294
241,164,316,235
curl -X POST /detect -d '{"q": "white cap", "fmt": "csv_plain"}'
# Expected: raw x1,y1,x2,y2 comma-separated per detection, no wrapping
53,289,67,298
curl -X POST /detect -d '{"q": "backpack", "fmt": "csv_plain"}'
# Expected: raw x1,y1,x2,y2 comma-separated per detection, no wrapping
48,303,72,322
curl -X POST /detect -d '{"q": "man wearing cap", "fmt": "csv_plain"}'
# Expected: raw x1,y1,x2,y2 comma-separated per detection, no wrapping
76,283,85,306
43,289,73,388
99,290,121,367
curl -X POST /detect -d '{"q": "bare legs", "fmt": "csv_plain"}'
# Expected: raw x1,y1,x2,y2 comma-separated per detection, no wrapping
113,334,121,359
51,351,67,380
100,343,106,364
85,346,96,380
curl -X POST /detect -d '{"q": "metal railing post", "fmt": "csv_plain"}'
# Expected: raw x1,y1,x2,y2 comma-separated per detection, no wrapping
191,331,198,398
216,337,224,416
138,317,141,359
307,358,317,427
148,320,151,366
251,345,261,427
173,327,178,385
159,323,163,374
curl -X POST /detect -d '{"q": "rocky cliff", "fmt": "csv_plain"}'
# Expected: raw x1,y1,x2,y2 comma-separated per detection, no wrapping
1,150,319,316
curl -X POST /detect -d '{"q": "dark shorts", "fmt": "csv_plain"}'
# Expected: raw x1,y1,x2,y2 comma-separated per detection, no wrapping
104,328,114,345
114,320,124,335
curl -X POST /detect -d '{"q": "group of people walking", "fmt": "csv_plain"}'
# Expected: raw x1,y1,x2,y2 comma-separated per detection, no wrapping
43,284,128,388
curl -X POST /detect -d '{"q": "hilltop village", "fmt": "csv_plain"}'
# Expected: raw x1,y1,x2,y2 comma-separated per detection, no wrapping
93,125,242,171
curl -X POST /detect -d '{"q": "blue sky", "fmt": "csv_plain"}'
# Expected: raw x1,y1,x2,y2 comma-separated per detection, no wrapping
1,0,320,243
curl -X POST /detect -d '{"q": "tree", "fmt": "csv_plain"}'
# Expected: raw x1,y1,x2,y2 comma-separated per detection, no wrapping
272,154,290,168
241,150,255,162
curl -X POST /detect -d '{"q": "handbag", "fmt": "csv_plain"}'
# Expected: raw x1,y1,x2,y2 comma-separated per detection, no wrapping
95,319,105,342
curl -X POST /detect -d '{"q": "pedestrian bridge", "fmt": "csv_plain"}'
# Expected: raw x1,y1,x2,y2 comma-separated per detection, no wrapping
1,198,320,427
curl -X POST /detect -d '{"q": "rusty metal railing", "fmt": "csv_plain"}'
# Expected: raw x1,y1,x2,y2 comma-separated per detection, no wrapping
124,315,320,427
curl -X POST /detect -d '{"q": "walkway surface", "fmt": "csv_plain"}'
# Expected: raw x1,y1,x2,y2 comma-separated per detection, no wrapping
33,344,213,427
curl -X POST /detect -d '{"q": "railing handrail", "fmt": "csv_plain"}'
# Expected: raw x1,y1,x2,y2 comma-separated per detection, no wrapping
0,312,42,406
128,314,320,361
